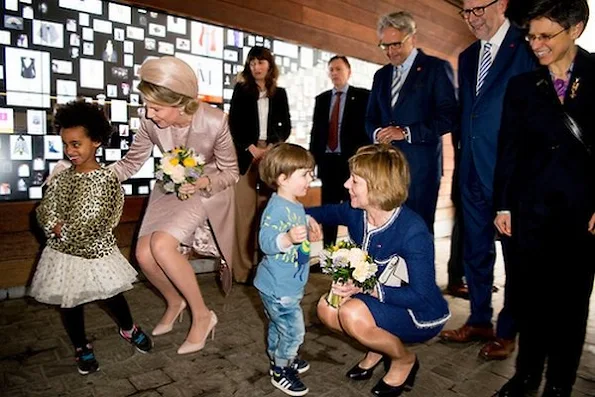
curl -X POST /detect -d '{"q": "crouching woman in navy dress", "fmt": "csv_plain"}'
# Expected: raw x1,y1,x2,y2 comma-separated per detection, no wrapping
307,144,450,397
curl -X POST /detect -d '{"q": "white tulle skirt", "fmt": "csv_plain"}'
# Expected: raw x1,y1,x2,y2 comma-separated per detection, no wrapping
29,246,138,308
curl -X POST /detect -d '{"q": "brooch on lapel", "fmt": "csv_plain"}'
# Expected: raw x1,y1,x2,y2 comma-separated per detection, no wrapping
416,66,422,72
536,78,546,87
509,43,515,48
570,77,580,99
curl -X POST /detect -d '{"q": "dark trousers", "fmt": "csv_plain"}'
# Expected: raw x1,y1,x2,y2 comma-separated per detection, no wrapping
447,163,465,286
461,163,516,339
318,153,350,247
514,222,594,389
60,293,133,349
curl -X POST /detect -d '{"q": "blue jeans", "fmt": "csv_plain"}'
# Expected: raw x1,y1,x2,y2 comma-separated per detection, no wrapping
259,291,305,368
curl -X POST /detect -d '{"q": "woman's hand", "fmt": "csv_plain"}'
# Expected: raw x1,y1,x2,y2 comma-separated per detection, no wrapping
331,280,363,298
307,216,322,242
588,212,595,235
178,176,211,199
494,212,512,237
248,144,267,162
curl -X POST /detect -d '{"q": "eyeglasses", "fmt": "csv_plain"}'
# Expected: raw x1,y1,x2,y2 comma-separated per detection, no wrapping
378,35,411,51
525,28,568,43
458,0,499,19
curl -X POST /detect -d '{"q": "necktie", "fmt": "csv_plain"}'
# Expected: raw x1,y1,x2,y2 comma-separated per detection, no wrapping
328,91,342,151
391,66,403,108
476,42,493,95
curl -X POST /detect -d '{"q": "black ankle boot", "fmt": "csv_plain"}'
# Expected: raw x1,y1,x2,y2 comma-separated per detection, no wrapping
541,384,572,397
497,372,541,396
371,357,419,396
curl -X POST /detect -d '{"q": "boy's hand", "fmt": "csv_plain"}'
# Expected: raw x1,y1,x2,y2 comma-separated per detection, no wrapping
287,225,307,244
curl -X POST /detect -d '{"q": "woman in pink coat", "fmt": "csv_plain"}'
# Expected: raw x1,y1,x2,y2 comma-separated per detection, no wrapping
112,56,239,355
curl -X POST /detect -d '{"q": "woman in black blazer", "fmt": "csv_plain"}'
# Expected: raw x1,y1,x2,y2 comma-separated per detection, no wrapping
493,1,594,396
229,46,291,283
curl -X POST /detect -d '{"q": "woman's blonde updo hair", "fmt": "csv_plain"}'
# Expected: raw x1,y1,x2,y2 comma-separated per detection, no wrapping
137,80,200,115
137,56,200,115
348,144,410,211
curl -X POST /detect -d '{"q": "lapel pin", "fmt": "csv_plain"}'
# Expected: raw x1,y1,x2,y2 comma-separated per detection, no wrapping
416,66,422,72
570,78,580,99
510,43,515,48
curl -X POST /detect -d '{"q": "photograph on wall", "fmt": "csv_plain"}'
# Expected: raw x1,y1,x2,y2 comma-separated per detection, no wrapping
167,16,187,35
32,20,64,48
191,21,223,59
0,108,14,133
176,53,223,103
5,47,51,108
51,59,72,74
4,15,24,30
27,109,46,135
44,135,63,160
10,135,32,160
59,0,103,15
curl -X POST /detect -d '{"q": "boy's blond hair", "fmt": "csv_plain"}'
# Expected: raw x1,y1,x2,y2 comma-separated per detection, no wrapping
259,143,315,189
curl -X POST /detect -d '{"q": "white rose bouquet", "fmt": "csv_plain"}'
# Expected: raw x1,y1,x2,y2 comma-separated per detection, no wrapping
155,146,206,200
319,240,378,308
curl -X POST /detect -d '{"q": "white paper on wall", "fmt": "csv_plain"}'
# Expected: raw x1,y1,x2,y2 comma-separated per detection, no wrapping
110,99,128,122
175,52,223,103
79,58,104,89
108,3,132,25
32,20,64,48
93,19,112,35
167,16,187,35
59,0,103,15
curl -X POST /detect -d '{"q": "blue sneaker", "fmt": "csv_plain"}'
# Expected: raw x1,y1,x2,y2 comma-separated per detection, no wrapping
75,344,99,375
271,366,309,396
119,325,153,353
269,357,310,375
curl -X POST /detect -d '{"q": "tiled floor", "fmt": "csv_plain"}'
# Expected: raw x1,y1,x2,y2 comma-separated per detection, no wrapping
0,238,593,396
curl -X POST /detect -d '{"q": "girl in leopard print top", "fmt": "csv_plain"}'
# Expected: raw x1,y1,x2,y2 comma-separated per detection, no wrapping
29,101,153,375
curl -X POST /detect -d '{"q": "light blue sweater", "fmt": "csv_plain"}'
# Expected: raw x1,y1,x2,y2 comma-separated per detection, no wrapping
254,194,310,298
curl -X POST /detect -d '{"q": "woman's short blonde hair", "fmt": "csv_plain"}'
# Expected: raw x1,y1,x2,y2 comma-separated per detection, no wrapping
137,80,200,115
259,143,315,190
348,144,410,211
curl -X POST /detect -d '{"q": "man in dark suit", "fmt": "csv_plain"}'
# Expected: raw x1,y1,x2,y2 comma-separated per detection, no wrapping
310,55,370,247
366,11,458,234
439,0,536,360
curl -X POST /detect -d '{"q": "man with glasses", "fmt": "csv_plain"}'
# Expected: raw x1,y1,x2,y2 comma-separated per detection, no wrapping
365,11,457,235
439,0,536,361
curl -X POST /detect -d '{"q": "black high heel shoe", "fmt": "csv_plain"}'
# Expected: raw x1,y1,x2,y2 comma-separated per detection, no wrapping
346,355,389,381
371,357,420,396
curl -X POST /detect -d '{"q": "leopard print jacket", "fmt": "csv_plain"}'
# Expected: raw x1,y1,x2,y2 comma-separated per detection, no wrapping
36,166,124,259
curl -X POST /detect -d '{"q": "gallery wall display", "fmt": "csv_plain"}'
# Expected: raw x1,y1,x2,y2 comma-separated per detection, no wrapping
0,0,379,201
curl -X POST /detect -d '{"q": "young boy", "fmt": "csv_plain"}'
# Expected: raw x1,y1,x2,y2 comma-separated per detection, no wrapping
255,143,315,396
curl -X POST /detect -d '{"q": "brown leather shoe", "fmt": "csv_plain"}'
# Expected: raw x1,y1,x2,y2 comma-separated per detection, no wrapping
440,324,495,342
446,283,470,300
479,338,515,360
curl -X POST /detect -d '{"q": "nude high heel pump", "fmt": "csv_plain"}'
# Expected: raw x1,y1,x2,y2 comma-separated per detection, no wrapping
177,310,217,355
152,300,187,336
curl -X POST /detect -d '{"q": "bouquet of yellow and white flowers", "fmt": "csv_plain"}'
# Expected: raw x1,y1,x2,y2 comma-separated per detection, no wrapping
155,146,206,200
319,240,378,308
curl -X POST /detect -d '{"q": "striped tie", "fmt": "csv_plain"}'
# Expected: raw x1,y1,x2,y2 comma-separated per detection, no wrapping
391,66,403,108
476,42,492,95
